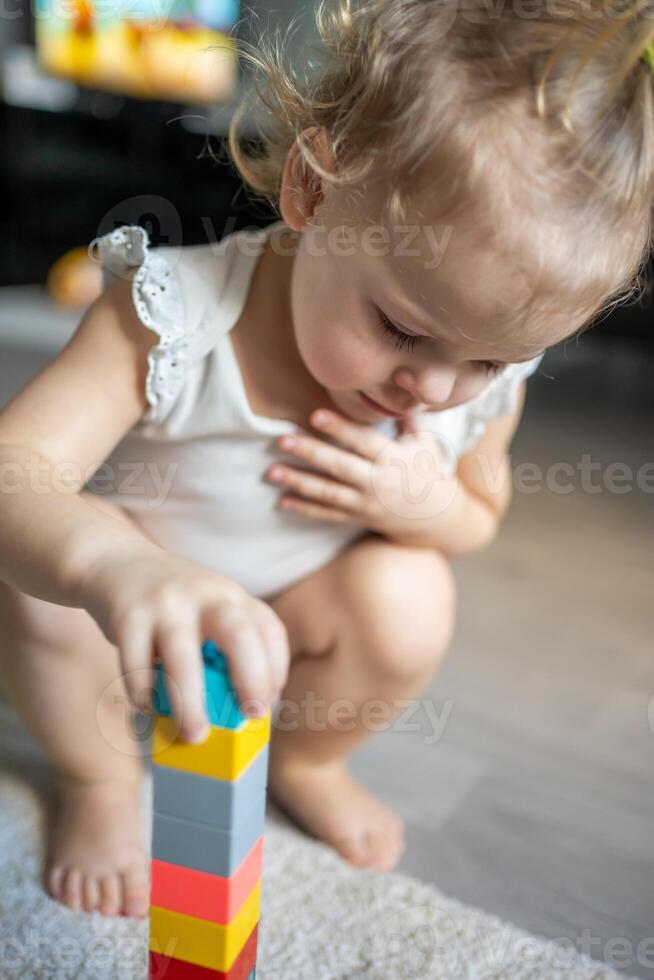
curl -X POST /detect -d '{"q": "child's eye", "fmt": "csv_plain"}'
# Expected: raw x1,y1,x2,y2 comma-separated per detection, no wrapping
378,308,503,378
377,310,421,352
475,361,504,378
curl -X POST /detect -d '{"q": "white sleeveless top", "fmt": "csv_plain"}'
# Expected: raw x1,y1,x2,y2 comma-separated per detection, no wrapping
89,221,544,600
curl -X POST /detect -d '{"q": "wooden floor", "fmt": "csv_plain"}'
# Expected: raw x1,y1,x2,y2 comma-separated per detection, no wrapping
1,338,652,978
348,341,654,979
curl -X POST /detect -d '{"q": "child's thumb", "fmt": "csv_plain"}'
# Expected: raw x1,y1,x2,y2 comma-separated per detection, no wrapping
400,414,419,436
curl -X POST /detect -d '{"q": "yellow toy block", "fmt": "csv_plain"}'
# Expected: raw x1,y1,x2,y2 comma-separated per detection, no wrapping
152,713,271,781
150,880,261,973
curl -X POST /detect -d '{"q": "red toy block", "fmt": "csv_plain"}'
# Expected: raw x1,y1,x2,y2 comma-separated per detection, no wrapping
149,924,258,980
151,836,263,923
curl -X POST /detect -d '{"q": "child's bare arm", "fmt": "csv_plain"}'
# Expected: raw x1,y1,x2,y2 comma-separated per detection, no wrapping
445,380,527,554
0,274,159,604
0,276,290,738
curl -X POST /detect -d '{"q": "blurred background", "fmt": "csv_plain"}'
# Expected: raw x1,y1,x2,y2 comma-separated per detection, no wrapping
0,2,652,978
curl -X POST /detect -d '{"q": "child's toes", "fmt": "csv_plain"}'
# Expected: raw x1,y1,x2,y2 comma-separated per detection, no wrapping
62,868,83,909
336,835,373,866
365,830,390,869
47,864,65,901
383,815,406,852
384,809,404,838
367,826,403,871
387,822,407,861
82,874,101,912
388,817,406,853
99,873,121,916
391,812,405,839
121,868,150,918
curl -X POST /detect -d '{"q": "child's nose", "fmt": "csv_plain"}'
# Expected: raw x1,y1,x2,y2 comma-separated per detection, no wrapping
393,363,458,407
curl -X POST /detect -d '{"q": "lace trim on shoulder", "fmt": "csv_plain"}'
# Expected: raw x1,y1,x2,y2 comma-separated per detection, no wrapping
460,373,517,455
459,356,544,456
90,224,186,422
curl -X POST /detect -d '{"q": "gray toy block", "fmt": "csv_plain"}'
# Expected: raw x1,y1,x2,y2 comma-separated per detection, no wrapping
153,744,268,830
152,789,266,877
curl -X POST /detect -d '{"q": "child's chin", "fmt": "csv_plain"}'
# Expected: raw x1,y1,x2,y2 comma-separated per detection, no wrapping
343,394,377,422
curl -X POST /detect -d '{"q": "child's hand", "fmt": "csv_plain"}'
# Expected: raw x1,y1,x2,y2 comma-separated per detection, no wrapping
266,409,458,539
75,544,290,742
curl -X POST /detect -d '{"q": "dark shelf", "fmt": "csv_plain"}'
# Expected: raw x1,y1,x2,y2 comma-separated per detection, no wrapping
1,98,651,352
0,100,276,285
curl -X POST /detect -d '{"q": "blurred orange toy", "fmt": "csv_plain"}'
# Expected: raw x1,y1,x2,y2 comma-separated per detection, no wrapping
46,246,103,309
35,0,238,104
72,0,95,37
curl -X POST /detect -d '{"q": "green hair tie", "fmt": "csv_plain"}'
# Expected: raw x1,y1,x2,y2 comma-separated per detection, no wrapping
643,41,654,72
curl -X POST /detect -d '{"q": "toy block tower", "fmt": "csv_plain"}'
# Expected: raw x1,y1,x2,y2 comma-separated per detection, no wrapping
149,640,270,980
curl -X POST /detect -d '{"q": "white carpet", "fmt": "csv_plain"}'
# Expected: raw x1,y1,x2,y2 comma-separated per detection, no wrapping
0,702,635,980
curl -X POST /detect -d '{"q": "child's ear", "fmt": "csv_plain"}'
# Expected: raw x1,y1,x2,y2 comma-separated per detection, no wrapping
279,126,335,230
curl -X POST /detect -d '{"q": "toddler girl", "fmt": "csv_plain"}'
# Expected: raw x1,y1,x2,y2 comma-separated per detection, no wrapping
0,0,651,919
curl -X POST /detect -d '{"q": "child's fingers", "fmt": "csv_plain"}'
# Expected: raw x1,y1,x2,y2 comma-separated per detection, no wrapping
201,600,273,717
154,617,207,743
258,605,291,696
116,607,155,709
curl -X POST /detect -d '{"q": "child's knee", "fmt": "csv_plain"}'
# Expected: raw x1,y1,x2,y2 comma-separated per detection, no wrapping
337,537,456,681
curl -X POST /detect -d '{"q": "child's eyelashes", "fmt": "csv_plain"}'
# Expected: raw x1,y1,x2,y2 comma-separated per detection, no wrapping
378,310,421,352
477,361,505,378
376,309,504,377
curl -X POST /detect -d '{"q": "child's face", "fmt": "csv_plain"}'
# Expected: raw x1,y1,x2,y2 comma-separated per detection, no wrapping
286,209,579,425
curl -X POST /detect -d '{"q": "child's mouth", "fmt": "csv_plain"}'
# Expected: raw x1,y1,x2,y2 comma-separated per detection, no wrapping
358,391,411,419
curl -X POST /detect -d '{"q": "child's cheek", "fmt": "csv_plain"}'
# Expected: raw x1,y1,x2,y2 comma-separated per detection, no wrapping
292,244,378,391
449,373,493,408
299,319,367,391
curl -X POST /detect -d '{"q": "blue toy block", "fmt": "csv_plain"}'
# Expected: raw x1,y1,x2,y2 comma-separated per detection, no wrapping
153,744,269,830
153,640,247,729
152,790,267,877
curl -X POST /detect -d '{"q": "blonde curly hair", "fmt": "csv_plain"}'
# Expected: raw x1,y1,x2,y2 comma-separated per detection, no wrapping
227,0,654,331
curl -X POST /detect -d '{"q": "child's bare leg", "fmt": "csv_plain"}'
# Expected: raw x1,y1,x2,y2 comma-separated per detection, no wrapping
266,533,456,871
0,495,152,917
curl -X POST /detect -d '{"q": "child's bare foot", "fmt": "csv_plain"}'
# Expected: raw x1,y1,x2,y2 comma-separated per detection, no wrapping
268,757,405,871
45,773,150,917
